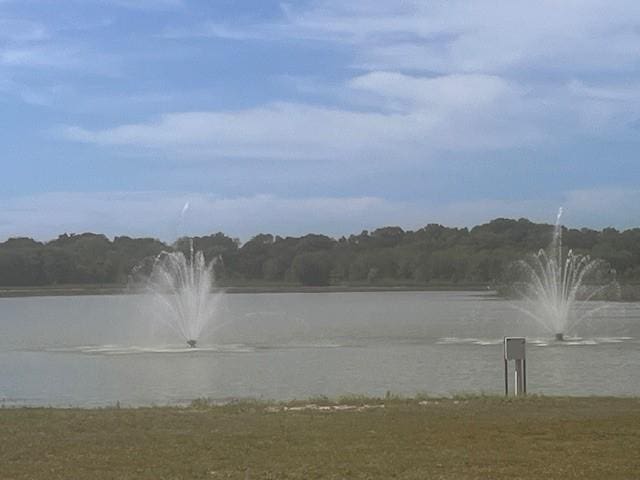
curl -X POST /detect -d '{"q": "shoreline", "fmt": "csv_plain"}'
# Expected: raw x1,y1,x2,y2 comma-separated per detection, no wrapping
2,392,640,410
2,284,638,300
0,283,492,298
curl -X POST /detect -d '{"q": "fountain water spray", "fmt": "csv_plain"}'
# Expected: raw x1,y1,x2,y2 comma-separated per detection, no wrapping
146,239,221,348
514,208,613,340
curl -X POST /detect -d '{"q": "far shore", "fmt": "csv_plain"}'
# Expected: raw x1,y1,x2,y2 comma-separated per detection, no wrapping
0,283,493,298
3,283,640,300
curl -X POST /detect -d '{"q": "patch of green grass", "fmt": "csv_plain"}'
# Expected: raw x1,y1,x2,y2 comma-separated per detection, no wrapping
2,396,640,479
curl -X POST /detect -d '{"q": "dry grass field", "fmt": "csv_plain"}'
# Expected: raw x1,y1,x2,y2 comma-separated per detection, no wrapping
2,395,640,479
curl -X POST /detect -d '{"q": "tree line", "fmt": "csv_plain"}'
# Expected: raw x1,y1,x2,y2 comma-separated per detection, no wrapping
1,218,639,288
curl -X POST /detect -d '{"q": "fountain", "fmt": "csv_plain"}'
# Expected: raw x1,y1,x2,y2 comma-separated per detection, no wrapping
145,239,221,348
513,208,613,340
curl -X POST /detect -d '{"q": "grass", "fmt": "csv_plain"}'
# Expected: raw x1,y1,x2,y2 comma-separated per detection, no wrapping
2,395,640,479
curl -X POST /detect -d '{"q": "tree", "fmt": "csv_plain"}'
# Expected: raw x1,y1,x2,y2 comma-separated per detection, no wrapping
291,252,331,286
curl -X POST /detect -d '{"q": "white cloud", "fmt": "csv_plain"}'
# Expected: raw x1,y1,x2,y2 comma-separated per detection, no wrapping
3,0,639,239
118,0,640,164
349,72,519,110
61,103,407,160
279,0,640,74
61,70,549,160
0,192,414,241
170,1,640,73
2,188,638,242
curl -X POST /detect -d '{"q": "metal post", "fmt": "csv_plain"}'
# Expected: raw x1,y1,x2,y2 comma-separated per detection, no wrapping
504,337,527,397
515,359,523,396
504,358,509,396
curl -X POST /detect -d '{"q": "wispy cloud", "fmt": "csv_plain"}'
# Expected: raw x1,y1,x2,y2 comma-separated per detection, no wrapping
277,0,640,74
0,10,120,74
2,188,639,242
568,80,640,103
349,72,520,110
0,192,410,241
3,0,640,236
163,21,260,40
167,1,640,74
60,70,550,161
0,45,122,77
0,18,47,42
61,103,415,160
85,0,183,10
83,0,640,164
1,45,78,68
0,75,64,105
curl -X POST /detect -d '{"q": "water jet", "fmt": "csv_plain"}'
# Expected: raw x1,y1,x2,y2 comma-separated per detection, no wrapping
143,239,222,348
513,208,613,340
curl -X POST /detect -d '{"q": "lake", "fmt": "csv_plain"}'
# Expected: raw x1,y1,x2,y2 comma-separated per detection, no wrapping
0,291,639,407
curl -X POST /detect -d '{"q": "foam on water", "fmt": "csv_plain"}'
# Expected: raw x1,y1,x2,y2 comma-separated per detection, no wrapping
255,342,345,350
44,344,255,355
437,336,634,347
40,341,353,355
437,337,504,346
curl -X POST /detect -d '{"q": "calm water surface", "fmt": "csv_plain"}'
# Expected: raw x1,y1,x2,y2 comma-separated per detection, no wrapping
0,291,638,406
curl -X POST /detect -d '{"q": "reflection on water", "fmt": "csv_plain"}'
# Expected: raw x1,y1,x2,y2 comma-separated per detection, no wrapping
0,291,638,406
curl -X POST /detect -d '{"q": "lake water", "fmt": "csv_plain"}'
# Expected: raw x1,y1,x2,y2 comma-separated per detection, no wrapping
0,291,639,407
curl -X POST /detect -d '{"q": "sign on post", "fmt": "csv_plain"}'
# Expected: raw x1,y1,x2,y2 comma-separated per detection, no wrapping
504,337,527,396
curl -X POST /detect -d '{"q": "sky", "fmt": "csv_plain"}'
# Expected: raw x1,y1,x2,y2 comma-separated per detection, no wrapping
1,0,640,241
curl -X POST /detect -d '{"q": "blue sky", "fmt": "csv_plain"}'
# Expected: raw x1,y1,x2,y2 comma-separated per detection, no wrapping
1,0,640,241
